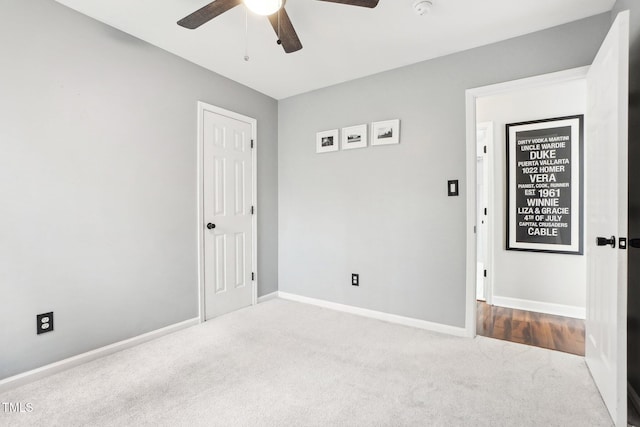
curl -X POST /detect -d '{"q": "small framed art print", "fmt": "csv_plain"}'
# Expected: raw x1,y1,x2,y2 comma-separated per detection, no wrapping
371,119,400,146
316,129,339,153
341,124,367,150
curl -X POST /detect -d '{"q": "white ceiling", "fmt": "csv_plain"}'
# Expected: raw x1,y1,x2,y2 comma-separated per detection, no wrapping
54,0,615,100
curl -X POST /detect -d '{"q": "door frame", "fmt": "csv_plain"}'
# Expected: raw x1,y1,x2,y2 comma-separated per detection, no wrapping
196,101,258,323
476,121,494,304
464,66,589,337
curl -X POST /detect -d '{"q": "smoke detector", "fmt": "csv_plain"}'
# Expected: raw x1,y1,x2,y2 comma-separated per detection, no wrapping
413,0,433,15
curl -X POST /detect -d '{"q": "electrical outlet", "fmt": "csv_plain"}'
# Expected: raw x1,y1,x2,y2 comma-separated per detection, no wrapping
36,312,54,335
352,274,359,286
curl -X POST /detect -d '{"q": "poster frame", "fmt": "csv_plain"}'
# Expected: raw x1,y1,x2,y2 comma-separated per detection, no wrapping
505,115,584,255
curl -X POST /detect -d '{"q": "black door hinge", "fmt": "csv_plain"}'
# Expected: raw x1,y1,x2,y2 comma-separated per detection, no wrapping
483,270,487,278
251,139,254,149
252,272,255,281
250,206,255,215
484,207,487,215
483,145,487,154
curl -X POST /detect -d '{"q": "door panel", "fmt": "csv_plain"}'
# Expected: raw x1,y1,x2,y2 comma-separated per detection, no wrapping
203,109,253,319
214,234,226,294
585,11,629,427
235,160,246,215
235,232,246,288
213,157,225,216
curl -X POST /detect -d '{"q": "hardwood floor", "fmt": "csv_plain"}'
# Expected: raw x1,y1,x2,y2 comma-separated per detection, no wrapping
476,301,585,356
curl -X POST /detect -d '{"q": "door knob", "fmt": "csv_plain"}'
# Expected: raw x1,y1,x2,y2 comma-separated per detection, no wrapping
206,223,216,230
596,236,616,248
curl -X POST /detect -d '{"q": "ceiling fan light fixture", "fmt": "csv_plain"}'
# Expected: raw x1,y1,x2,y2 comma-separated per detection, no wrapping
244,0,283,16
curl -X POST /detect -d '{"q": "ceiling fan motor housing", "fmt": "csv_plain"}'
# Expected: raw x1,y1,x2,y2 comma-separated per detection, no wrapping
413,0,433,15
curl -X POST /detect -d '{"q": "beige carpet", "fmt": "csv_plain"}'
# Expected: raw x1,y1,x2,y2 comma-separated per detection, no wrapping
0,298,612,426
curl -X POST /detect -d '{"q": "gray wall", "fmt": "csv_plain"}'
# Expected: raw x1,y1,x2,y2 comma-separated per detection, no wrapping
278,14,610,327
0,0,278,379
611,0,640,399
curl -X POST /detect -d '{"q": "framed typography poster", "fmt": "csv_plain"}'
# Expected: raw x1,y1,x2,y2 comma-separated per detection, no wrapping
506,115,584,254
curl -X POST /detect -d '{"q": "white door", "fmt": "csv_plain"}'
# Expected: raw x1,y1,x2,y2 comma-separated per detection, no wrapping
202,107,255,320
585,11,629,427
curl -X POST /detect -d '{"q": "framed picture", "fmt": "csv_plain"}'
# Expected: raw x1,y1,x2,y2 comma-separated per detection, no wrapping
341,124,367,150
506,115,584,254
371,119,400,146
316,129,339,153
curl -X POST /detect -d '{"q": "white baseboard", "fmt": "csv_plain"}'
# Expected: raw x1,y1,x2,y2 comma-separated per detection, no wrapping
491,296,585,319
257,291,279,304
0,317,200,393
278,291,470,337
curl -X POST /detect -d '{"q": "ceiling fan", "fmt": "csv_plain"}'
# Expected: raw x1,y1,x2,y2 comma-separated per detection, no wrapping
177,0,380,53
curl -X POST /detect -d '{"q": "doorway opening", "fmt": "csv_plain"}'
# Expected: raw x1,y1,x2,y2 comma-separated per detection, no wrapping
465,67,590,356
473,119,584,355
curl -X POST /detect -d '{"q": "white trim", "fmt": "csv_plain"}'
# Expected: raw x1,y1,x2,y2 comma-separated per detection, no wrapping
257,291,279,303
467,66,590,99
0,317,199,394
251,118,258,308
491,296,585,319
197,104,205,322
197,102,258,322
464,66,590,338
278,292,470,337
465,89,477,338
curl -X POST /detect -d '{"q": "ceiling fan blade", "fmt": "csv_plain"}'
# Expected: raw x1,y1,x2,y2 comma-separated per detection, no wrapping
177,0,243,29
267,8,303,54
316,0,379,8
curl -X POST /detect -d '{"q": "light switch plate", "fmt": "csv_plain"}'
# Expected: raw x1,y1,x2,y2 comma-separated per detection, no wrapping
448,180,459,196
